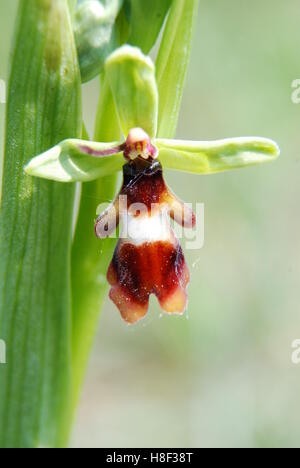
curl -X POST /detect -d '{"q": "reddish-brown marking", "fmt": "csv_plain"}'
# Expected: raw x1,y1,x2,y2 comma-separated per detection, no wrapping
79,143,125,157
107,240,190,323
97,156,196,323
121,159,168,211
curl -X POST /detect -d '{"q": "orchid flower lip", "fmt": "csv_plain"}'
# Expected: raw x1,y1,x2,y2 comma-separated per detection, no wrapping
98,155,194,324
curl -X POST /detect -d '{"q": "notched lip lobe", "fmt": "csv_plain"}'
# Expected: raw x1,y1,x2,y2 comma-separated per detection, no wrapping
108,239,190,324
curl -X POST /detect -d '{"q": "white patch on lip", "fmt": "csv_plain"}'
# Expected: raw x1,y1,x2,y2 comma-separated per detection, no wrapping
120,212,173,245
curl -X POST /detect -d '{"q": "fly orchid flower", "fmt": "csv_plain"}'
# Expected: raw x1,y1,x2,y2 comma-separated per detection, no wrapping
94,128,195,323
24,46,280,324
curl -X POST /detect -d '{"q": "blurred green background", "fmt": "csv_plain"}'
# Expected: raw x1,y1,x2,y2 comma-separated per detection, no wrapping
1,0,300,448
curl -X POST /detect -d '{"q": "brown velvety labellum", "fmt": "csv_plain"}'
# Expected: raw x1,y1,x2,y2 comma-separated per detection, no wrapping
95,157,196,324
108,240,190,324
122,159,168,210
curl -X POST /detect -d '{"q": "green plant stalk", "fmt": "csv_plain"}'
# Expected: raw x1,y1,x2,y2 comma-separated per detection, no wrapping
156,0,199,139
0,0,81,448
70,1,199,412
71,75,120,409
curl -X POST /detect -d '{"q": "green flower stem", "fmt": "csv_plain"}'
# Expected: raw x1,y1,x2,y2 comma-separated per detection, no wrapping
71,75,120,410
156,0,199,138
0,0,81,448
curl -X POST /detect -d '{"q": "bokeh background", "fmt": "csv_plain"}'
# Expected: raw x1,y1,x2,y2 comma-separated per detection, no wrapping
1,0,300,448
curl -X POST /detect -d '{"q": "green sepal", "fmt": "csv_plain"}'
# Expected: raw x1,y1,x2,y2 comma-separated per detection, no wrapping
155,137,280,174
105,45,158,138
24,139,124,182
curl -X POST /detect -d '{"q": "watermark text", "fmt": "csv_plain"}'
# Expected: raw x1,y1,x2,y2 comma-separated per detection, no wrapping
0,79,6,104
291,79,300,104
95,198,205,250
291,339,300,365
0,339,6,364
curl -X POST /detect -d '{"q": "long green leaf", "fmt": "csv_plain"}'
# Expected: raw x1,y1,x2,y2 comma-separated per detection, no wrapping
156,0,199,138
0,0,81,448
156,137,280,174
